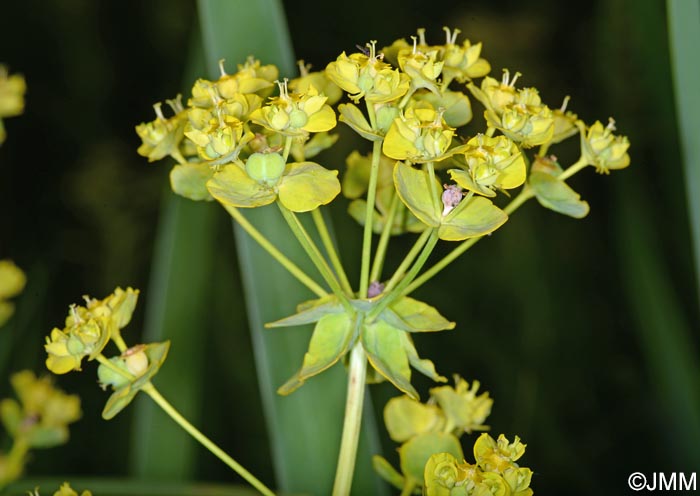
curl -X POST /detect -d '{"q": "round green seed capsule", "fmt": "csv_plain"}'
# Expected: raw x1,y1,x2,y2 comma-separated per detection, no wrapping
245,152,286,186
97,358,131,390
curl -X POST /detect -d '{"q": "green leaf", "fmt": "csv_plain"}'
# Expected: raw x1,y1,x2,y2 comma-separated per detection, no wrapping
383,395,444,443
414,90,473,128
362,320,417,399
529,171,590,218
278,312,354,395
393,161,440,227
384,296,456,332
207,163,277,208
401,333,446,384
338,103,383,141
448,168,496,198
265,295,344,328
398,432,464,484
170,162,215,201
438,196,508,241
26,425,68,448
277,162,341,212
372,455,405,490
102,341,171,420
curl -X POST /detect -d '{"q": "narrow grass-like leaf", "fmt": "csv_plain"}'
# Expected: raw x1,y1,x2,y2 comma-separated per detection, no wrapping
197,1,384,494
129,190,219,478
615,179,700,468
667,0,700,303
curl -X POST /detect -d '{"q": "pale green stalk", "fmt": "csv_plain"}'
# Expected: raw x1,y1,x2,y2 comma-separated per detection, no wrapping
383,228,433,294
312,208,353,295
369,192,400,283
332,338,367,496
425,162,440,214
277,203,353,310
96,354,274,496
143,384,276,496
223,204,327,298
403,188,533,296
359,140,383,297
370,229,439,319
558,156,588,181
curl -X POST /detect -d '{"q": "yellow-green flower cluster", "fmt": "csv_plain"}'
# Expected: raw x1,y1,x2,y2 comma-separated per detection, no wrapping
44,287,139,374
0,65,26,145
373,376,508,494
0,371,81,488
27,482,92,496
0,260,26,327
136,57,343,210
578,118,630,173
424,434,533,496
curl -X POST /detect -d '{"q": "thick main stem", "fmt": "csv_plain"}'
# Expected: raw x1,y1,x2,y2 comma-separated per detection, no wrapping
143,384,275,496
332,341,368,496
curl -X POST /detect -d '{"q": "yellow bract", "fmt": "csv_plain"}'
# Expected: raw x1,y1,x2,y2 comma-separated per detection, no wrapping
448,134,526,197
579,118,631,173
383,107,454,163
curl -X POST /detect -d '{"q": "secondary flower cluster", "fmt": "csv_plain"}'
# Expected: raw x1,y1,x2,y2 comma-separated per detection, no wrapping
0,371,81,488
43,288,170,420
135,58,342,211
373,376,532,495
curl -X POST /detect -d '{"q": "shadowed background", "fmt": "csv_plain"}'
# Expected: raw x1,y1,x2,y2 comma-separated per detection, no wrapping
1,0,698,495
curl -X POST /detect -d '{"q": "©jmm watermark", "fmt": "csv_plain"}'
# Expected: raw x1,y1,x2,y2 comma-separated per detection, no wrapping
628,472,697,492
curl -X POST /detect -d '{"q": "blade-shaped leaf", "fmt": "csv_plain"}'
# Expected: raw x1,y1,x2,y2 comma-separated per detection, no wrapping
362,319,417,399
383,296,455,332
438,196,508,241
265,295,343,328
278,312,354,395
393,161,441,227
530,171,590,218
170,162,215,201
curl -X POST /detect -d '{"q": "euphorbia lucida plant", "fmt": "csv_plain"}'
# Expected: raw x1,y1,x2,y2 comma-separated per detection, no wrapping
40,26,629,496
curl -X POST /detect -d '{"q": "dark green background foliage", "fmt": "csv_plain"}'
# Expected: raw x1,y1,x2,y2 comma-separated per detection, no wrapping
1,1,698,495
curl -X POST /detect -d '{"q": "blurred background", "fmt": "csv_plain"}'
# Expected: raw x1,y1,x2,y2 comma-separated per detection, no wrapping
1,0,698,495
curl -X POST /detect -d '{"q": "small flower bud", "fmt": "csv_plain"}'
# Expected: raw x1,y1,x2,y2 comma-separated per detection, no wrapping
368,281,385,298
442,184,463,216
124,347,149,377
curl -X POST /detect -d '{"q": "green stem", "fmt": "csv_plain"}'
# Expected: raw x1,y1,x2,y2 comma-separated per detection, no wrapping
359,140,383,297
277,203,353,311
425,162,440,216
558,156,588,181
332,339,368,496
369,192,400,283
403,187,534,296
143,383,275,496
282,136,293,162
312,208,353,295
400,480,417,496
223,204,327,298
112,333,128,353
371,229,439,319
383,228,433,294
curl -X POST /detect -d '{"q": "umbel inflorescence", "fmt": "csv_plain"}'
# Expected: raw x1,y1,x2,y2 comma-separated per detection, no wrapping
39,26,630,496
